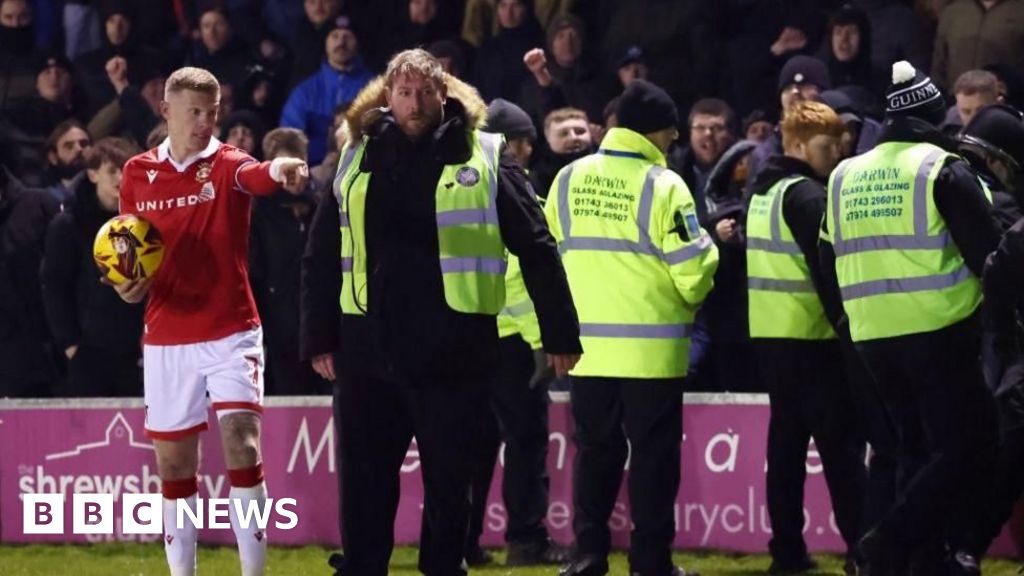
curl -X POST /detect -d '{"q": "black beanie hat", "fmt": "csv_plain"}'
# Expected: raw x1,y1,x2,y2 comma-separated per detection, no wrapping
486,99,537,141
778,55,831,93
885,61,946,125
617,79,679,135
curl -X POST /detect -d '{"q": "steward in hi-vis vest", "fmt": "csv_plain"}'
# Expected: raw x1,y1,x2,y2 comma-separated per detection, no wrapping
819,62,1000,575
548,80,718,576
746,101,865,573
299,50,581,576
463,98,574,568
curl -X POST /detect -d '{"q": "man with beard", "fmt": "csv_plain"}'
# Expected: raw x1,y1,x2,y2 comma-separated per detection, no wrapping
281,15,373,165
300,48,581,576
529,107,593,200
41,120,92,203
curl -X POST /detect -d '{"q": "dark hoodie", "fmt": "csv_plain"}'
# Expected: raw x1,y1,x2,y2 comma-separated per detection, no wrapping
0,21,41,114
517,15,609,127
819,116,1002,334
186,28,252,89
300,75,580,382
528,145,591,200
73,9,165,116
40,177,143,356
238,64,287,130
385,4,450,59
0,169,60,395
219,110,268,160
817,4,883,95
472,2,546,103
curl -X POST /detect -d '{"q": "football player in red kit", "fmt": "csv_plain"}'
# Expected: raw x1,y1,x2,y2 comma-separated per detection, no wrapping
110,67,308,576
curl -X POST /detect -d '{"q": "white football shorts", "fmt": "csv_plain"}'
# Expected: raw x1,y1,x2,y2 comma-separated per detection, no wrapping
143,327,264,440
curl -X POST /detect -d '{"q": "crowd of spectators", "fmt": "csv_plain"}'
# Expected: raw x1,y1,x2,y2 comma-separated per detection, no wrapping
2,0,1023,397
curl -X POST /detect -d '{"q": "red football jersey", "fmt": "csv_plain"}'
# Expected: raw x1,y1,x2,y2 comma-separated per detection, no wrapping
120,138,278,345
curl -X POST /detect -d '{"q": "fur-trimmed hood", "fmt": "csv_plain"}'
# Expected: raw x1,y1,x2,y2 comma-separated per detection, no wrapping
342,73,489,142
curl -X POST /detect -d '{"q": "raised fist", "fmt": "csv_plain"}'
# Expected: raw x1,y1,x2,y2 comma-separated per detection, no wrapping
523,48,552,87
105,56,129,94
524,48,547,74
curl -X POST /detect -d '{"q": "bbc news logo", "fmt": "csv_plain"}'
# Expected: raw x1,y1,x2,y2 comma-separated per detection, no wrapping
23,494,298,535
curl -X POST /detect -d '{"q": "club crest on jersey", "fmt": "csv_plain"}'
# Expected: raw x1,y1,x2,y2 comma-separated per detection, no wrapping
196,162,212,182
455,167,480,187
198,182,216,202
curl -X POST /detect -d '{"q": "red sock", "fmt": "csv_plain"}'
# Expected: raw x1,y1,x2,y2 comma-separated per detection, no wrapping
161,477,199,500
228,463,264,488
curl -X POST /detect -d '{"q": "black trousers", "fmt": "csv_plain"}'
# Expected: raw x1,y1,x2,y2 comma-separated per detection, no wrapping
855,315,998,554
570,376,683,576
466,336,552,549
967,357,1024,556
755,340,865,562
335,368,488,576
838,337,915,537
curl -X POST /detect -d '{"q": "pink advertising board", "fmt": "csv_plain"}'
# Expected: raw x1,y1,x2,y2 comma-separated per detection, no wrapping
1,395,1022,556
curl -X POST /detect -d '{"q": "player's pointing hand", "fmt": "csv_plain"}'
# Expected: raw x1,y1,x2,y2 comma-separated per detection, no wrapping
271,157,310,195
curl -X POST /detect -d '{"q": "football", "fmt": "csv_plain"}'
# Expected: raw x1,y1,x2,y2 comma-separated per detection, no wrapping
92,214,165,285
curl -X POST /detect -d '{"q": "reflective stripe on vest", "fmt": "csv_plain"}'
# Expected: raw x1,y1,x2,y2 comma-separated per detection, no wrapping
827,142,981,341
497,184,543,346
496,253,542,347
555,162,712,265
550,127,717,379
502,299,535,317
580,323,692,338
336,130,507,315
831,149,948,257
747,176,835,340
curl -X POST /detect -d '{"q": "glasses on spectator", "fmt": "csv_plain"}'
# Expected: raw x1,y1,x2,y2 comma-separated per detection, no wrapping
691,123,727,134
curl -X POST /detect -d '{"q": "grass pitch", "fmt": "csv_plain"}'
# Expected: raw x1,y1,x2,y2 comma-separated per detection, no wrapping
0,544,1020,575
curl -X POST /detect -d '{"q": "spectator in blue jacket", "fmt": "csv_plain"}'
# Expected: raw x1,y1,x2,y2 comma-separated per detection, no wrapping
280,15,372,164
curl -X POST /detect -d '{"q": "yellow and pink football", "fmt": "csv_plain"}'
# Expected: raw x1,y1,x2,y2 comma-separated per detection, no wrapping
92,214,165,285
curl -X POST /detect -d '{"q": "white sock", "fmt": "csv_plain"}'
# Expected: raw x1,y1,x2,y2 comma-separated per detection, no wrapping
229,482,268,576
163,495,198,576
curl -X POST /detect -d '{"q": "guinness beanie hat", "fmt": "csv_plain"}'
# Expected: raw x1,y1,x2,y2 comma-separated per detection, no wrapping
885,61,946,125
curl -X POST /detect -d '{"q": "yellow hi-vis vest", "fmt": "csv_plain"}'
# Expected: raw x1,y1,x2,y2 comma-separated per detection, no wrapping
544,127,719,378
824,141,982,342
333,130,507,315
747,176,836,340
496,184,543,349
496,254,542,349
